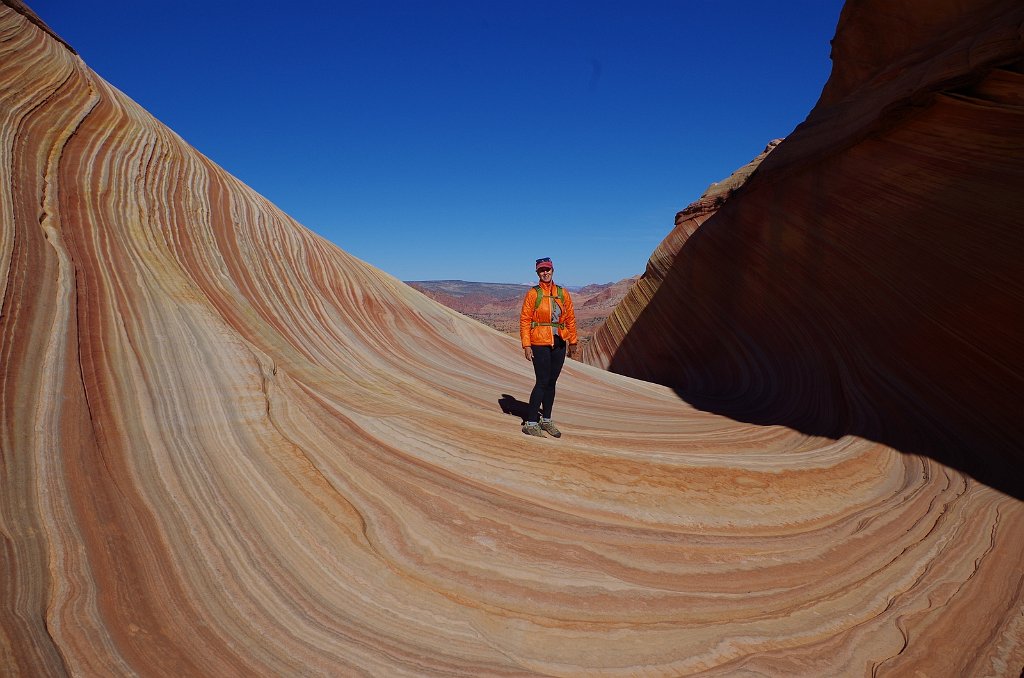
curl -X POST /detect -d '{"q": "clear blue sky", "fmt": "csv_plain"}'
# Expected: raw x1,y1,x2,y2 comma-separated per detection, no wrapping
32,0,845,286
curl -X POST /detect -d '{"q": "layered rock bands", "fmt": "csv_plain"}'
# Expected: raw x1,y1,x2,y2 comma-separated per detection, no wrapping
587,1,1024,521
2,1,1022,676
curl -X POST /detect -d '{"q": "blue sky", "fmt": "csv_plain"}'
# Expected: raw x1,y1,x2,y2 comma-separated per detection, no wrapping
33,1,845,286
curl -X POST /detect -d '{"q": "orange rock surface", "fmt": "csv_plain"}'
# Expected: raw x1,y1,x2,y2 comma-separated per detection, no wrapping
2,2,1022,677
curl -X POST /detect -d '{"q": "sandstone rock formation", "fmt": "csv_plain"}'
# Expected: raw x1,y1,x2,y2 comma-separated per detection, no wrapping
2,2,1022,677
571,276,641,341
585,1,1024,501
584,140,780,367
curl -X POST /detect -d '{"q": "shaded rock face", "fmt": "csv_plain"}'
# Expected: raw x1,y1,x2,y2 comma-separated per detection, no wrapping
2,2,1024,677
585,139,780,366
588,0,1024,500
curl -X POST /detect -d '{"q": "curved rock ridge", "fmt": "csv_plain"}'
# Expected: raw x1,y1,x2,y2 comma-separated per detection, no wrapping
1,3,1022,678
586,1,1024,498
584,139,780,368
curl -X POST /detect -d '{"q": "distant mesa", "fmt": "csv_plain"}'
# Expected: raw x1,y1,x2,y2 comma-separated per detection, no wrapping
3,0,1023,676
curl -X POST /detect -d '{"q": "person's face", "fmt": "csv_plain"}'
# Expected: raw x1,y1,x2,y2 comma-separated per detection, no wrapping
537,267,553,281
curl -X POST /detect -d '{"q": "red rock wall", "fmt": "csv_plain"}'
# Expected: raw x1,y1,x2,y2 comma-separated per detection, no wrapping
586,139,780,366
588,0,1024,499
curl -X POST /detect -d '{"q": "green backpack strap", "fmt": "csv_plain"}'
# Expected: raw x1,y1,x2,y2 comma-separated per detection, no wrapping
531,285,567,328
533,285,564,310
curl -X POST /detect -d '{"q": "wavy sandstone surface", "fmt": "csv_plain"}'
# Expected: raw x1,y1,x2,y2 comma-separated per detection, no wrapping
2,2,1023,677
586,2,1024,496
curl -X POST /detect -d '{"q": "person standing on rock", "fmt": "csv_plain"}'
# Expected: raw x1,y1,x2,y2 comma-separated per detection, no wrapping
520,257,579,437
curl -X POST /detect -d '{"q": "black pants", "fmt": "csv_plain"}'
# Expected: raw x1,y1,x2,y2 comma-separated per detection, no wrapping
527,336,566,422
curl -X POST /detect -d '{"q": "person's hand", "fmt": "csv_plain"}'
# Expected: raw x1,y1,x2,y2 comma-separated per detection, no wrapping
524,347,533,361
568,344,579,359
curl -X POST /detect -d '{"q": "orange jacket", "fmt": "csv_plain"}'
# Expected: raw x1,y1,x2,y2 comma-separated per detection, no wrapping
520,281,578,347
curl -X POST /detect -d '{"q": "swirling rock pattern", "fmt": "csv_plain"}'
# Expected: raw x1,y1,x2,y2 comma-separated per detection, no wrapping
586,2,1024,495
1,2,1022,677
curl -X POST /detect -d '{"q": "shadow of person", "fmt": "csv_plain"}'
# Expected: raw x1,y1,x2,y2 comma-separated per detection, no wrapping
498,394,530,422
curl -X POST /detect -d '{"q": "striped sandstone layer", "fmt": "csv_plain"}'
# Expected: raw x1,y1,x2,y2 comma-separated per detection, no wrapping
585,1,1024,501
2,2,1022,677
583,139,781,368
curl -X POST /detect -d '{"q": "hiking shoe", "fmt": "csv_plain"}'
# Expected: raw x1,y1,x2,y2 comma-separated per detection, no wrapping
539,420,562,438
522,422,546,437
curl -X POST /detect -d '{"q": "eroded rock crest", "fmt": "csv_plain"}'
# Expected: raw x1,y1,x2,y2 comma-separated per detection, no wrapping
584,139,780,367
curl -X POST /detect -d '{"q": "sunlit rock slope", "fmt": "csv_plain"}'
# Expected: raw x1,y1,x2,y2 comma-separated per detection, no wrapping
2,2,1022,676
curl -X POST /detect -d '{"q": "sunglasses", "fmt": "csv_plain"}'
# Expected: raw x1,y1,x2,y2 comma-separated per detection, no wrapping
537,267,552,273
